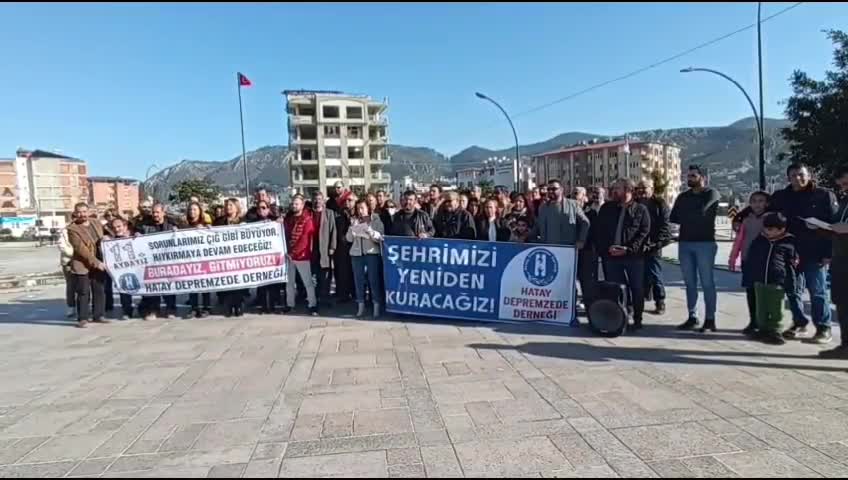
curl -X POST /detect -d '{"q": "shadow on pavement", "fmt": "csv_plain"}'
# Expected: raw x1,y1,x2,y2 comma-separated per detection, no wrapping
468,341,848,373
0,297,79,327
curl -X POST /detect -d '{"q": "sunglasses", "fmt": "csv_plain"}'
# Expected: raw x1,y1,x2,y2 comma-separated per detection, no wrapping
259,206,269,210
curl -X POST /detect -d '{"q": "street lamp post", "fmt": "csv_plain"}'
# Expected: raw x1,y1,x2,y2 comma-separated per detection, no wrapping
475,92,521,193
757,2,766,192
144,163,160,201
680,67,765,190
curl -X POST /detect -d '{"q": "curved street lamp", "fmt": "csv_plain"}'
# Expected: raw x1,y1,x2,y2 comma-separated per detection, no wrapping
144,163,160,201
475,92,521,192
680,67,765,190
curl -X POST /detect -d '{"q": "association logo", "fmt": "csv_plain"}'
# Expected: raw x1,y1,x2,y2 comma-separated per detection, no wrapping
119,273,141,293
522,249,558,287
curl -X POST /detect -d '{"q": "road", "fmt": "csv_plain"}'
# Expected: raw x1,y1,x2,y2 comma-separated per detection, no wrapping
0,262,847,478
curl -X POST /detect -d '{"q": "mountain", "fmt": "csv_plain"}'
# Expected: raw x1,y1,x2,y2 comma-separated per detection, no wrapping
143,116,792,200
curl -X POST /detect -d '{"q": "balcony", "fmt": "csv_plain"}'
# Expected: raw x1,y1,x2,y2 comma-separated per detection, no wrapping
290,114,314,125
368,115,388,125
370,172,391,183
369,136,387,145
369,156,390,164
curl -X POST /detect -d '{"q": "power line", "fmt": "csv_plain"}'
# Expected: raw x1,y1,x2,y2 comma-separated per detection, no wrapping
458,2,804,145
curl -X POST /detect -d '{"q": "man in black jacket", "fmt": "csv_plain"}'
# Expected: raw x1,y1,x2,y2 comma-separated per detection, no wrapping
138,203,179,320
391,190,435,238
636,179,672,314
434,192,477,240
770,163,840,344
574,187,599,312
593,179,651,329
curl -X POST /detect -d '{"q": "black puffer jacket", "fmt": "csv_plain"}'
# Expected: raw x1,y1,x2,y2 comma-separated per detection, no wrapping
769,183,839,265
639,196,672,255
593,201,651,257
434,208,477,240
742,233,798,290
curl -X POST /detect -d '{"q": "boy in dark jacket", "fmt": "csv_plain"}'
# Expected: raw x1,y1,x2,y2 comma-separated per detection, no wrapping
742,212,798,345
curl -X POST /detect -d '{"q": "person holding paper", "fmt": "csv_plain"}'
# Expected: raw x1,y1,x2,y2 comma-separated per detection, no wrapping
347,199,385,319
770,163,840,344
820,167,848,358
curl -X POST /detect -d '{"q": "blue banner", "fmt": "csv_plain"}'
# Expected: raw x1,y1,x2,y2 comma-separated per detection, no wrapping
382,236,577,324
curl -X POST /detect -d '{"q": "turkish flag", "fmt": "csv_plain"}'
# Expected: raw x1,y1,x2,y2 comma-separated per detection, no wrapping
238,72,252,87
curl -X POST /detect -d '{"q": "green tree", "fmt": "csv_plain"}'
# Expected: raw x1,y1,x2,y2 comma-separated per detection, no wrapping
782,30,848,186
477,179,494,197
169,179,221,205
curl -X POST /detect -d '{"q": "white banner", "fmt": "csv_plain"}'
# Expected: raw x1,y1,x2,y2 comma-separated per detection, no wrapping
103,222,288,296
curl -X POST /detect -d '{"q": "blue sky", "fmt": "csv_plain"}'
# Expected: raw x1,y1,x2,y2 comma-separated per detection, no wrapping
1,2,845,179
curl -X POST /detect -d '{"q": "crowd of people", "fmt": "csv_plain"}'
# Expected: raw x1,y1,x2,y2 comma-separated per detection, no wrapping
58,165,848,359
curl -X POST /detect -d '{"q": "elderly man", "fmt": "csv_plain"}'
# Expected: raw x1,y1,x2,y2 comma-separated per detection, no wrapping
532,179,590,248
67,202,108,328
434,191,477,240
636,179,672,314
593,179,651,329
771,163,840,344
311,191,337,306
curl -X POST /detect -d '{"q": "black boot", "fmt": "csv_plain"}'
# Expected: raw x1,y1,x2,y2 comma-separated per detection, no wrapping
677,317,699,331
742,323,758,337
699,318,717,333
655,302,666,315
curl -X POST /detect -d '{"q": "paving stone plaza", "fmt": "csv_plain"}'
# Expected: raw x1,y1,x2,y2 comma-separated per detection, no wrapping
0,264,847,478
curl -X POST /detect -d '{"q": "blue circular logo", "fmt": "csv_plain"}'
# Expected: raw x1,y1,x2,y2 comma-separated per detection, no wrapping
119,273,141,293
523,249,558,287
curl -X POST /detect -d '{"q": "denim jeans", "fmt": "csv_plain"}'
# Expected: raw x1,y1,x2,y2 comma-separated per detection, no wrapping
678,242,718,320
602,256,645,320
352,254,384,305
644,255,666,303
786,263,832,329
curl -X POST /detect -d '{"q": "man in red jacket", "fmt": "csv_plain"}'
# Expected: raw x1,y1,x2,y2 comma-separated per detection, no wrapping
283,194,318,316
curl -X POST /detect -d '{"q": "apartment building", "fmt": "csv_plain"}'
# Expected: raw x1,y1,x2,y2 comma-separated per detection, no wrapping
0,159,17,216
15,149,88,223
88,176,140,216
455,157,536,192
284,90,391,197
532,140,682,204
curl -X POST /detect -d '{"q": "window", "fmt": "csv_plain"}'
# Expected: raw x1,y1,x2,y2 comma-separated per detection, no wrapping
322,105,340,118
300,148,314,160
346,106,363,119
349,166,364,177
324,146,341,159
298,105,315,116
1,201,14,209
347,147,364,160
326,166,342,178
1,188,12,197
324,125,340,138
347,126,361,139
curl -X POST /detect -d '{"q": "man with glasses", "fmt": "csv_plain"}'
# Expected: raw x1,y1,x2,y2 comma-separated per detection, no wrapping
771,163,840,344
670,165,721,332
326,181,345,213
532,179,590,248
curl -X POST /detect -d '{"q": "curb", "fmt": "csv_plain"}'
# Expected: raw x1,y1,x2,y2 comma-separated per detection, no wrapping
0,272,64,291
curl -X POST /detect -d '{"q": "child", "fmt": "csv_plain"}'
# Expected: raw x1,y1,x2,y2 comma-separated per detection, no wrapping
509,216,531,243
107,217,135,320
729,191,770,336
741,212,798,345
